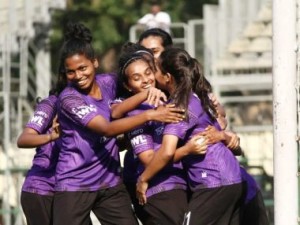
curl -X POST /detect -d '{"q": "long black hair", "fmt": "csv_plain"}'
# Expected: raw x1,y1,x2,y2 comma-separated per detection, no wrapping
159,47,217,119
138,28,173,47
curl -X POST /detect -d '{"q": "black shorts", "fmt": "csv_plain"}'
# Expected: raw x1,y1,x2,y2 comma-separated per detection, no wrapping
143,189,188,225
124,181,150,224
183,183,243,225
53,184,138,225
21,191,53,225
241,190,269,225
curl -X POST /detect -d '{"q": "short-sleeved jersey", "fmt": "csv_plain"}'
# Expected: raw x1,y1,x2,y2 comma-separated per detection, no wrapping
163,93,242,192
127,103,187,198
109,98,139,184
22,95,59,196
55,74,122,192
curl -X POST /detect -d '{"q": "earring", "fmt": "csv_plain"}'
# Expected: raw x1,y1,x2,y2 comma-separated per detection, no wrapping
125,86,132,92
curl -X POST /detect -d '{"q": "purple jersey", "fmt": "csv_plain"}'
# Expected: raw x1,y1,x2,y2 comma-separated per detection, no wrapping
127,103,187,198
164,93,242,192
240,167,259,204
22,95,59,196
55,74,122,191
109,98,140,184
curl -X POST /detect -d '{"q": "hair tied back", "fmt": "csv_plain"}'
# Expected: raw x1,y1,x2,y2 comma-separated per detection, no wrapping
64,22,92,43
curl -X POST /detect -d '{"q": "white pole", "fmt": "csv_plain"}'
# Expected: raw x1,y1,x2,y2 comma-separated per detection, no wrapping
36,46,51,98
2,34,12,225
217,0,229,58
273,0,298,224
232,0,244,39
187,19,203,58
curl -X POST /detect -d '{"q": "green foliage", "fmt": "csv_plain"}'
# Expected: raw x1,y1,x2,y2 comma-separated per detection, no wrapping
181,0,218,20
50,0,218,73
50,0,138,72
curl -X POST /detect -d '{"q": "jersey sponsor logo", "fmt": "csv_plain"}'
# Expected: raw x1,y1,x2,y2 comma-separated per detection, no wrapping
35,110,48,118
129,128,144,136
155,126,164,136
72,104,97,119
201,171,207,178
29,111,47,126
130,135,147,147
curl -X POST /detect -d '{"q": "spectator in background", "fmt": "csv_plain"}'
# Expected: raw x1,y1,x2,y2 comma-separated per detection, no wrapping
137,2,171,34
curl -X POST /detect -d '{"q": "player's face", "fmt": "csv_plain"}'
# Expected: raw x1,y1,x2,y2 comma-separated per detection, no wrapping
154,59,168,91
125,59,155,93
64,54,98,91
140,36,165,59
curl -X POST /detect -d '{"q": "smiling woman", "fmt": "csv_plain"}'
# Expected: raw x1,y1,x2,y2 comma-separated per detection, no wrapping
64,54,99,94
52,22,185,225
109,42,207,225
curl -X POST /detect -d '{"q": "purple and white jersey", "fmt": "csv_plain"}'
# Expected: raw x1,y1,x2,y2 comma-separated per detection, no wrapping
163,93,242,192
127,103,187,198
240,167,259,204
56,74,122,192
109,98,140,184
22,95,59,196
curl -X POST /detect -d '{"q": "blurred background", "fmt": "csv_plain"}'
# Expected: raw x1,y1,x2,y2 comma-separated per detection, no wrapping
0,0,278,224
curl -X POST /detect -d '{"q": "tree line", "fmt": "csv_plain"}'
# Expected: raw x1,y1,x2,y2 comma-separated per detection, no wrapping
50,0,218,73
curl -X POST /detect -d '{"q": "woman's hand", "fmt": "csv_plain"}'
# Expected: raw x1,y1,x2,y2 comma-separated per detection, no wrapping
147,104,185,123
50,115,60,141
208,93,227,129
199,125,225,145
186,135,208,155
146,87,167,107
224,131,243,155
208,93,226,118
136,177,148,205
199,126,243,155
224,131,240,150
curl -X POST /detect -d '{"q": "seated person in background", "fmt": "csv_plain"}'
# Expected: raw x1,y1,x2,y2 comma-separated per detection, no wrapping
137,2,171,34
